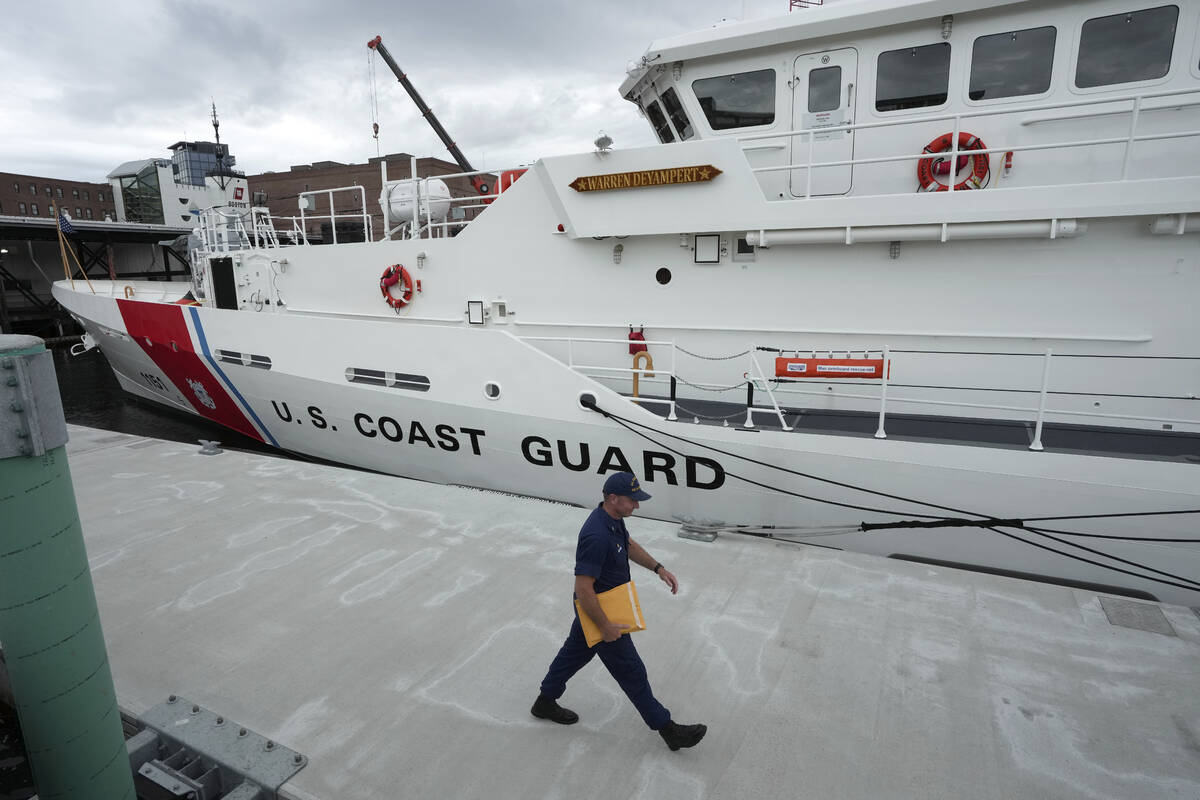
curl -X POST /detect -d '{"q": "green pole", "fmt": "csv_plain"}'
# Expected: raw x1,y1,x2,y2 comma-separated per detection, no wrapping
0,335,134,799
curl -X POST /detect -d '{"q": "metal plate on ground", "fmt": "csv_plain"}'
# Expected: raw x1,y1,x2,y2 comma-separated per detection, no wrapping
1099,597,1177,636
677,524,718,543
138,696,306,794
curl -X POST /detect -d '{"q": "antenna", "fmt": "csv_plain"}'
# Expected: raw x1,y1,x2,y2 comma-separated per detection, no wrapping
210,101,230,191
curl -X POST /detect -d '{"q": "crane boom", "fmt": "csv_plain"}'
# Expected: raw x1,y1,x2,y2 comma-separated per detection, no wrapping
367,35,490,195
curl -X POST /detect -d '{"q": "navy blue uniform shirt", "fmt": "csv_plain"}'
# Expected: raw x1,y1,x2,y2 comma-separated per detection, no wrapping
574,503,631,594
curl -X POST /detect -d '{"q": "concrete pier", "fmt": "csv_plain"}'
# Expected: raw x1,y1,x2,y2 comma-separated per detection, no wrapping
65,424,1200,800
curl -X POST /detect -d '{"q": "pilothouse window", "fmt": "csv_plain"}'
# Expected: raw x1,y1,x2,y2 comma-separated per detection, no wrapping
645,100,675,143
692,69,776,130
876,43,950,112
1076,5,1178,88
970,27,1056,100
660,88,694,140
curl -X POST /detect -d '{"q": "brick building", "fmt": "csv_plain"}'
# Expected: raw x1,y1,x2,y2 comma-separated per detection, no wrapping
0,172,117,223
246,153,494,240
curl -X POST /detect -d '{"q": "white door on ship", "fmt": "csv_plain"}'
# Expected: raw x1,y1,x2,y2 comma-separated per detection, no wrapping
790,48,857,197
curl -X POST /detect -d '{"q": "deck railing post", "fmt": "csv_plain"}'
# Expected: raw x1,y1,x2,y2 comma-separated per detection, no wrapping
1030,347,1052,451
668,342,678,421
947,116,961,194
744,357,756,428
805,131,815,199
380,160,390,241
1121,96,1142,180
874,345,890,439
411,156,420,239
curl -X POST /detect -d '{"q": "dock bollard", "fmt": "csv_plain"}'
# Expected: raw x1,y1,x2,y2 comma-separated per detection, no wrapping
0,335,135,799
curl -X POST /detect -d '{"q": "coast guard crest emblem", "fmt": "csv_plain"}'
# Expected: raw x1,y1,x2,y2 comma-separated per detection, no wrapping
187,378,217,410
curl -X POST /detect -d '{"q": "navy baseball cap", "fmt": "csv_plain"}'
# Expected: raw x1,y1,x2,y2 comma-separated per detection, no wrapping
603,472,651,501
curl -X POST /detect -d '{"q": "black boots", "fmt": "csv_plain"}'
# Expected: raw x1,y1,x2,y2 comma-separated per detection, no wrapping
531,694,579,725
659,720,707,751
532,696,706,750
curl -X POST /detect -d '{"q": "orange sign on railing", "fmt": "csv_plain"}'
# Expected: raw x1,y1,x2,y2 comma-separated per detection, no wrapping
775,357,885,379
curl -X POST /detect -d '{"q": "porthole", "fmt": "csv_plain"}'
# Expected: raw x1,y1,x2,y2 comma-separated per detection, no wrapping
484,381,502,400
656,268,672,285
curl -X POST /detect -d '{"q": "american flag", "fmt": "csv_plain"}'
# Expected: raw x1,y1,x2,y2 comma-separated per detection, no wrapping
58,211,75,234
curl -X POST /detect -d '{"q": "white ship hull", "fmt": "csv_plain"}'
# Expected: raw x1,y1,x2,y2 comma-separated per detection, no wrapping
52,0,1200,605
54,278,1200,606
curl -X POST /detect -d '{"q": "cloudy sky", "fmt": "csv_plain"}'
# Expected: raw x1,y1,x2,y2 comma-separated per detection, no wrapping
3,0,813,183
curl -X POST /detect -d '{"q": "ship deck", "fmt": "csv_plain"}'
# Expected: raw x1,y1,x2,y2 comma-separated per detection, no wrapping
65,424,1200,800
632,394,1200,464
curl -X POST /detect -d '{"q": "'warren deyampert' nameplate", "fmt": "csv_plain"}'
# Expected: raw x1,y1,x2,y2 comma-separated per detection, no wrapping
569,165,722,192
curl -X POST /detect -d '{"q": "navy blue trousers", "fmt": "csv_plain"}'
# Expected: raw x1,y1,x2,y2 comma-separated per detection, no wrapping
539,615,671,730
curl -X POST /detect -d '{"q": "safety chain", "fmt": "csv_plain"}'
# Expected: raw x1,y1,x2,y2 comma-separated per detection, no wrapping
674,402,746,421
675,345,751,361
674,374,746,393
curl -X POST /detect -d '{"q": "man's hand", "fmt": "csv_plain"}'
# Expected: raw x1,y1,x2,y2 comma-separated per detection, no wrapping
658,567,679,595
601,621,632,642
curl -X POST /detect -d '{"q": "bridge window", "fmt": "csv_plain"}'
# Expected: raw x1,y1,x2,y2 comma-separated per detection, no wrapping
693,69,776,130
645,99,675,143
876,43,951,112
970,27,1056,100
660,88,694,140
1076,6,1178,88
808,66,842,112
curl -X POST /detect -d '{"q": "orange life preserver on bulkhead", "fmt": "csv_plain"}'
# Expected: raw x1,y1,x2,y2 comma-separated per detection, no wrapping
917,132,990,192
380,264,415,309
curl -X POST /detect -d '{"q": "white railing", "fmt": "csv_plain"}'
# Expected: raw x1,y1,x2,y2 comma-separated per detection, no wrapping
523,334,1200,446
196,207,312,255
520,335,680,421
195,208,251,254
250,207,281,248
738,85,1200,199
234,188,373,248
299,186,374,244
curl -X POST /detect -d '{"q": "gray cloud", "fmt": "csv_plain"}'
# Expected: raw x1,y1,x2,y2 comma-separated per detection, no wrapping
3,0,794,180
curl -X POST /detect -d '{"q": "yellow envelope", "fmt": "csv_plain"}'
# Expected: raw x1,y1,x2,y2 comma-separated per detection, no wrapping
575,580,647,647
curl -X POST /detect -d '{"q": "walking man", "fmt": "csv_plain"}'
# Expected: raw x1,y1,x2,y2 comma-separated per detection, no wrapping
531,472,707,751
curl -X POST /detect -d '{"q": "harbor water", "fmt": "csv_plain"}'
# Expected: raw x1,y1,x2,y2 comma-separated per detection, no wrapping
50,347,279,453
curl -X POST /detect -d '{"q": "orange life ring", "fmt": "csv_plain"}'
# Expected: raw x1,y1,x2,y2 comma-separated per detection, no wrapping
380,264,414,309
917,132,989,192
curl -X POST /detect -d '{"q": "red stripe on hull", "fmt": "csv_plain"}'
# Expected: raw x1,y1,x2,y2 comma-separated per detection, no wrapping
117,299,264,442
